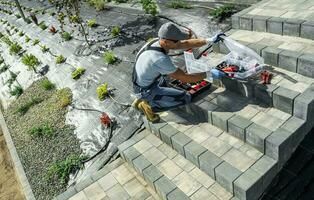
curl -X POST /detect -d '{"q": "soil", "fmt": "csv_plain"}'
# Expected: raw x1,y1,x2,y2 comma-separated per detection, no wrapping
0,129,25,200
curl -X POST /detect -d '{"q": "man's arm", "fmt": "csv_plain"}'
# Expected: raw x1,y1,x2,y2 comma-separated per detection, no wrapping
162,39,207,50
169,68,206,83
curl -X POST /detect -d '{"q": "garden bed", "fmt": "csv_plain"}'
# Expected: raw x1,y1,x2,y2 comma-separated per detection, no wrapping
2,78,83,200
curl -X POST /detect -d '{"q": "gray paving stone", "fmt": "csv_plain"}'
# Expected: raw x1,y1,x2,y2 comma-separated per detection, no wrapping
118,139,136,160
255,84,279,106
301,21,314,40
246,123,272,153
123,147,141,165
262,47,283,66
215,162,242,193
267,17,285,35
227,115,252,141
143,116,151,132
199,151,223,179
239,15,253,30
167,188,190,200
248,43,267,56
273,87,300,114
160,125,179,147
251,156,278,190
234,169,263,200
253,16,271,32
133,155,152,175
171,132,192,157
283,19,305,37
184,141,207,168
143,165,163,191
278,50,302,73
196,100,218,124
232,14,241,29
149,120,167,137
297,53,314,78
212,109,234,131
154,176,176,200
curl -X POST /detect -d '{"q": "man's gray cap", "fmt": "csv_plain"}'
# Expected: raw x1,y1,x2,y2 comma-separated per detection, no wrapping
158,22,190,41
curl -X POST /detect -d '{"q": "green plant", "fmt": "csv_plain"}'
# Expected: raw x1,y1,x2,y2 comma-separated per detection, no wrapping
71,67,86,80
0,65,8,74
210,4,235,22
61,31,72,41
10,86,23,97
9,42,22,55
97,82,108,100
15,97,43,115
45,154,86,184
18,31,24,37
39,22,47,30
87,19,97,28
28,123,54,137
69,15,80,23
6,71,17,86
25,18,32,24
40,45,49,53
1,36,12,45
140,0,158,16
22,54,40,70
111,26,120,36
15,14,21,19
88,0,106,11
167,0,191,9
40,79,55,90
55,55,66,64
103,51,117,64
57,88,72,108
25,35,30,43
32,39,40,46
0,56,3,65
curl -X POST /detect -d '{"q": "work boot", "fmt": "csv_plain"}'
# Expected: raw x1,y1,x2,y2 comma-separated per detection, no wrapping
138,101,160,123
131,98,142,110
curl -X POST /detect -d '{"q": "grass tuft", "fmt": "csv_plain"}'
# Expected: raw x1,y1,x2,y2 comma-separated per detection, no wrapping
28,123,54,137
21,54,40,70
103,51,117,64
55,55,66,64
71,67,86,80
16,97,43,115
40,79,55,90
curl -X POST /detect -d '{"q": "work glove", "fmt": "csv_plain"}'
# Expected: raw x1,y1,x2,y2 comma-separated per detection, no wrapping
206,32,226,44
206,69,226,81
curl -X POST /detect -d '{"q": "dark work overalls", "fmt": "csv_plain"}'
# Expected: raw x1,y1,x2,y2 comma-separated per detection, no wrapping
132,39,191,112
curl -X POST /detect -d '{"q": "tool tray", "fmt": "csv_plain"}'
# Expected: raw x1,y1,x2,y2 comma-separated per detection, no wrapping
169,79,211,97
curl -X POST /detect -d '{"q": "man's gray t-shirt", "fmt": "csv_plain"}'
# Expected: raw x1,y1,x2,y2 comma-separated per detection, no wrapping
135,41,177,87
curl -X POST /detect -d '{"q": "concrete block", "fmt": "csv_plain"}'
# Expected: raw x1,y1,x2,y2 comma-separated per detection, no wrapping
297,54,314,78
196,100,218,124
218,41,230,54
183,141,207,168
239,15,253,30
232,14,240,29
234,169,263,200
255,84,279,106
123,147,141,164
278,50,302,72
267,17,285,35
251,156,278,190
143,165,163,190
273,87,300,114
246,123,272,153
167,188,190,200
248,43,267,56
133,155,152,175
171,132,192,157
301,21,314,40
150,120,167,137
199,151,223,179
227,115,253,141
283,19,305,37
154,176,176,200
118,139,136,161
253,16,270,32
212,109,234,131
160,125,179,147
215,162,242,193
262,47,283,66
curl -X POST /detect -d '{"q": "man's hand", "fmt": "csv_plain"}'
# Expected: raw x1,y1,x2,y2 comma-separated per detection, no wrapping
206,32,226,44
206,69,226,80
169,68,206,83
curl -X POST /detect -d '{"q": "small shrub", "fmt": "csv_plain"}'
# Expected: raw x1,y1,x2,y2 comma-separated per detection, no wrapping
97,82,108,100
167,0,191,9
15,14,21,19
18,31,24,37
10,86,23,97
45,154,87,184
25,35,30,43
57,88,72,108
0,65,8,74
111,26,120,36
89,0,106,11
61,31,72,41
16,97,43,115
55,55,66,64
39,22,47,30
6,71,17,86
25,18,32,24
40,45,49,53
0,57,4,65
140,0,158,16
210,4,235,22
71,67,86,80
32,39,40,46
103,51,117,64
69,15,80,23
40,79,55,90
21,54,40,70
1,36,12,45
9,42,22,55
87,19,97,28
28,123,54,137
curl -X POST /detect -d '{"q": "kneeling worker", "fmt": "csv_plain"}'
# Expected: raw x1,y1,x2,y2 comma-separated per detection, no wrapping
132,22,226,122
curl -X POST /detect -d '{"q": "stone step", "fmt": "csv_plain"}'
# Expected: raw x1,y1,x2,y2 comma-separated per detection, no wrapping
141,117,280,200
54,158,161,200
119,130,238,200
231,0,314,40
215,29,314,78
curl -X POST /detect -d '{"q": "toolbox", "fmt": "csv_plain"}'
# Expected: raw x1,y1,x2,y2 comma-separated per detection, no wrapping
169,79,211,97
